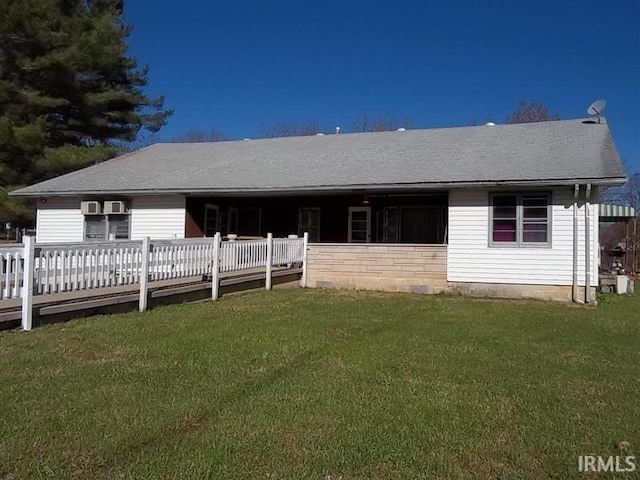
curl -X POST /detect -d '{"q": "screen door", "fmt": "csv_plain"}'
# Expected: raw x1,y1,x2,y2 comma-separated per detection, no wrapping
348,207,371,243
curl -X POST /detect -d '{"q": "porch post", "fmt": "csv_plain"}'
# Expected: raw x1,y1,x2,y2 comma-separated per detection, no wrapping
21,236,35,331
266,233,273,290
301,231,309,288
211,232,221,300
138,236,150,312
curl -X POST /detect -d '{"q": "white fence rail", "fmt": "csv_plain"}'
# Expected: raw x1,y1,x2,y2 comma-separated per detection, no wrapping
1,233,309,331
35,242,143,294
1,245,24,300
220,239,268,272
149,241,216,281
273,238,305,265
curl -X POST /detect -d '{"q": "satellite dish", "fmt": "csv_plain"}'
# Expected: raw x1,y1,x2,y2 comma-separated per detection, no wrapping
587,99,606,123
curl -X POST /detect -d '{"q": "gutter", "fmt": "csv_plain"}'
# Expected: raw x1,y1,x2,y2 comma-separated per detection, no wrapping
585,183,592,303
9,177,629,198
573,184,579,303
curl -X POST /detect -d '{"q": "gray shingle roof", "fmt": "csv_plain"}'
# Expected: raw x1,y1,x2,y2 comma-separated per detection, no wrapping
12,118,626,197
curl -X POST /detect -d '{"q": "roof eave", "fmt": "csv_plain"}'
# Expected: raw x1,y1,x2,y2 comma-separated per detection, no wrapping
10,176,629,198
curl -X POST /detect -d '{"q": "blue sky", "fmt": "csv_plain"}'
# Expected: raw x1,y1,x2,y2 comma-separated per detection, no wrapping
124,0,640,171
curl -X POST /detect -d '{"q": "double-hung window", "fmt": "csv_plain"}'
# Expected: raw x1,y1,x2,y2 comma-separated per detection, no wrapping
490,192,551,246
84,214,130,241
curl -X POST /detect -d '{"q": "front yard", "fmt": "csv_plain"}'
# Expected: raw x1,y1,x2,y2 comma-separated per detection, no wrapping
1,289,639,479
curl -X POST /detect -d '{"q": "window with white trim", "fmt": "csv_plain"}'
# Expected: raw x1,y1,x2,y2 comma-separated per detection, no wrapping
490,192,551,246
84,214,130,241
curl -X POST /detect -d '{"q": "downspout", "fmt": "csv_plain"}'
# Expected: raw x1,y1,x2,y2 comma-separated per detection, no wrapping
572,184,579,302
585,184,592,303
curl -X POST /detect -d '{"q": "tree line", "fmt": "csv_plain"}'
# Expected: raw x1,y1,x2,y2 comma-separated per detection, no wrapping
170,103,556,143
169,115,414,143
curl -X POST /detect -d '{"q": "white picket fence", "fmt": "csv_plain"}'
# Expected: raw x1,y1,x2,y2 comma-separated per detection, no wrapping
1,245,24,300
33,241,144,294
149,240,216,281
220,239,268,272
273,237,306,265
1,233,309,331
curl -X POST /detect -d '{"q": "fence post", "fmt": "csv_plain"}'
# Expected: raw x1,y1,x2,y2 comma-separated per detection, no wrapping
211,232,221,300
301,231,309,288
266,233,273,290
139,236,150,312
21,236,35,331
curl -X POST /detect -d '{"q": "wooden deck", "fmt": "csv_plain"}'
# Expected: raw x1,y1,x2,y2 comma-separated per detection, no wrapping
0,266,302,330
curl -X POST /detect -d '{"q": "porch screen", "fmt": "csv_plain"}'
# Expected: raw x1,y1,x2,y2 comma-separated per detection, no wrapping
238,208,261,236
298,208,320,242
400,207,444,244
376,207,399,243
204,205,219,237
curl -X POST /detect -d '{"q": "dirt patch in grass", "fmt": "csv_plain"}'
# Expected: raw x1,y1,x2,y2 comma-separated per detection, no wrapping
558,350,593,365
323,355,347,375
38,333,134,366
460,454,507,479
325,325,351,342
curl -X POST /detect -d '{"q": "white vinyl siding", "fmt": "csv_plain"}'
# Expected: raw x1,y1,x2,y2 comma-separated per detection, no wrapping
130,195,186,240
35,195,186,242
36,197,84,243
448,188,598,286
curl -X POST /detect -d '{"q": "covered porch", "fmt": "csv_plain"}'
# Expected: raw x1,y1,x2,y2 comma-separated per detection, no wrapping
184,191,449,294
184,191,449,245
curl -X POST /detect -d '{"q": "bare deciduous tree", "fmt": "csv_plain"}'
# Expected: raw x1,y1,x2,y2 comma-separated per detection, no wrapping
351,115,413,132
505,101,560,124
118,131,160,152
605,168,640,212
601,170,640,273
259,120,323,138
171,129,230,143
621,172,640,213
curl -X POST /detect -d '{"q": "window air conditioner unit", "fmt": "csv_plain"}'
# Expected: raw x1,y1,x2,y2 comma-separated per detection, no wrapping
103,200,128,214
80,201,102,215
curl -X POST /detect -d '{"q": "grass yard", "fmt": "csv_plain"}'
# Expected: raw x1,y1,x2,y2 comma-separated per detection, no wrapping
1,289,639,479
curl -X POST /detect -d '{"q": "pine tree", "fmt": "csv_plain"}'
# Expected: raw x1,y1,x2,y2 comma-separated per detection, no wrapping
0,0,172,226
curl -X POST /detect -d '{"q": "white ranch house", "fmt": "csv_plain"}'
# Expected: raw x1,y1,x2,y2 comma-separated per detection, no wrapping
12,118,626,303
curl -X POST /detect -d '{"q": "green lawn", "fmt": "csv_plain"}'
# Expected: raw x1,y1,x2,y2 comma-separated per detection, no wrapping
1,289,639,479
